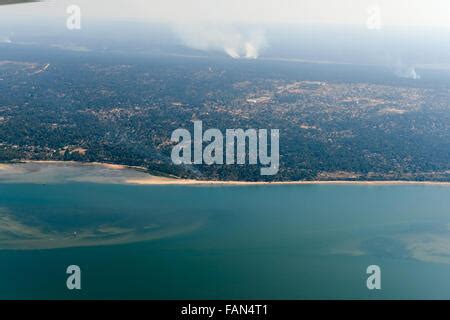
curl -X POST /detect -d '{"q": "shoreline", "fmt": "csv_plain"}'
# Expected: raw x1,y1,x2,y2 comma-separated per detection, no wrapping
20,160,143,171
124,178,450,186
3,160,450,186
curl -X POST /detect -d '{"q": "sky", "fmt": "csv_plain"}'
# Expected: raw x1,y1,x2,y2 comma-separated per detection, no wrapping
3,0,450,28
2,0,450,66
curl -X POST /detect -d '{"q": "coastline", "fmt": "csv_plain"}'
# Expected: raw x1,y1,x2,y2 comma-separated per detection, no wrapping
2,160,450,186
125,178,450,186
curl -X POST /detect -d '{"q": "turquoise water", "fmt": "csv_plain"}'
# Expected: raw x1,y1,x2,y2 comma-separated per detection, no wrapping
1,182,450,299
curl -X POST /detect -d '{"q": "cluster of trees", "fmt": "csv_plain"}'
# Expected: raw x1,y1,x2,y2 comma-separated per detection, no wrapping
1,48,450,181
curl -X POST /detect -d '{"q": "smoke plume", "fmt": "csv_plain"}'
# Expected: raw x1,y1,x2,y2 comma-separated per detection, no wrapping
395,65,421,80
172,23,267,59
0,35,12,44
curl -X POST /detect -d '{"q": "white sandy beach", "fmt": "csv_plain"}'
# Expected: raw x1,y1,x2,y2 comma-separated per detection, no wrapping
19,161,450,186
125,177,450,186
1,160,450,186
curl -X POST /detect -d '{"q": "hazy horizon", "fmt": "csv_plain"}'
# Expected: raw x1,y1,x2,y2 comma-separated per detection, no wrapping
3,1,450,75
3,0,450,28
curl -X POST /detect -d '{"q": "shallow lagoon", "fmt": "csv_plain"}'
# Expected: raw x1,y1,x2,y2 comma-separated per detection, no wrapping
1,163,450,299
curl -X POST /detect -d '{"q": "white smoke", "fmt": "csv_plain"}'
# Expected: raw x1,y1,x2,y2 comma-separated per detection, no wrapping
172,24,266,59
395,65,421,80
0,36,12,44
244,42,259,59
224,47,241,59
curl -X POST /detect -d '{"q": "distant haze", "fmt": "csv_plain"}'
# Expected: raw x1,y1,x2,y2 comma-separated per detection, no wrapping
2,0,450,28
2,0,450,68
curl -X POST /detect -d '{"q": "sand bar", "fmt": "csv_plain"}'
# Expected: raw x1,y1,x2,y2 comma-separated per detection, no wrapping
2,160,450,186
